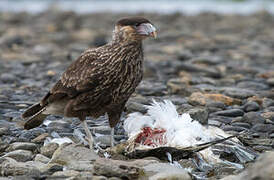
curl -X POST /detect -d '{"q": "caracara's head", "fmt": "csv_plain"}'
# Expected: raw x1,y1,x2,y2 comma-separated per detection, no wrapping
113,17,157,42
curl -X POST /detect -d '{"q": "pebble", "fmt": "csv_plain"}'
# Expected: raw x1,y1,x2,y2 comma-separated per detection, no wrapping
34,154,51,164
40,143,59,158
251,124,274,133
242,112,265,125
222,125,247,132
243,101,260,112
237,81,269,91
231,122,251,129
3,150,33,162
212,109,244,117
0,157,41,176
7,142,38,152
187,108,209,125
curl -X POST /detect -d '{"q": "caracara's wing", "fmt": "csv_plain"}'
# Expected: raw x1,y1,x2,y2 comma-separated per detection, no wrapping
41,49,108,106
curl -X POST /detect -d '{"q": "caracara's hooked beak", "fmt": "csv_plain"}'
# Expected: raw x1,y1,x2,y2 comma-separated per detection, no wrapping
137,23,157,38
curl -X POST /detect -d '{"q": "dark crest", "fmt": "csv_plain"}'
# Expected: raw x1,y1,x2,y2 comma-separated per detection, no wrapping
116,17,151,27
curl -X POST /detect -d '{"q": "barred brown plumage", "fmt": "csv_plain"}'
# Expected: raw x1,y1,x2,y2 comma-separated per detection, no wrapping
21,17,157,149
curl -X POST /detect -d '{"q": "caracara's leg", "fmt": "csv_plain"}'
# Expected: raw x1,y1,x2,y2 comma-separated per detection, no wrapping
110,128,115,147
81,120,94,150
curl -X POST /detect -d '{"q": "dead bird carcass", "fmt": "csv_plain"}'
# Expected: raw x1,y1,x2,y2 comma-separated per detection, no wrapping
112,100,258,176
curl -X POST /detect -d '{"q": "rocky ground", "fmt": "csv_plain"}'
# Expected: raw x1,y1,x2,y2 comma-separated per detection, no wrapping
0,10,274,179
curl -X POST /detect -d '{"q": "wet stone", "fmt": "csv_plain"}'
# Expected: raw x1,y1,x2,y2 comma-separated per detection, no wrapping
251,124,274,133
231,122,251,129
211,109,244,117
242,112,265,125
243,101,260,112
222,125,247,132
187,108,209,125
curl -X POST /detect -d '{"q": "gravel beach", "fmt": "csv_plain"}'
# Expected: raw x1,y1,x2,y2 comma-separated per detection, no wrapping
0,10,274,179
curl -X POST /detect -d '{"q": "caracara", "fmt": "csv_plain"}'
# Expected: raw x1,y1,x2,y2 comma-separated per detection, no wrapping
21,17,157,149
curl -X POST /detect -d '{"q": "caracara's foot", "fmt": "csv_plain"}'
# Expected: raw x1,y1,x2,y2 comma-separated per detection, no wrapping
82,120,94,150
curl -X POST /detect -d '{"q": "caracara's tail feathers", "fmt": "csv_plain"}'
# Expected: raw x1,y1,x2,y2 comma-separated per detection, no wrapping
22,103,48,130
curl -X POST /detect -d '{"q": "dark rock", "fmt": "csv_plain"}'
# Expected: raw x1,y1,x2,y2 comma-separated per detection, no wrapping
251,124,274,133
221,151,274,180
231,122,251,129
222,125,247,132
187,108,209,125
136,81,167,96
243,101,260,112
242,112,265,125
212,109,244,117
223,87,255,99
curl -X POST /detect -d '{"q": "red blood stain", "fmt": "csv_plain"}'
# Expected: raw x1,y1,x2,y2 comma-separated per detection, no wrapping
135,127,167,147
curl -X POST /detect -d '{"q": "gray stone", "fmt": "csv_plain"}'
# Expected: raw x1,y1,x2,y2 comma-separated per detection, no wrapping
242,112,265,125
266,78,274,86
237,81,269,91
187,108,209,125
222,125,247,132
136,81,167,96
3,150,33,162
262,98,274,108
52,170,80,177
92,176,108,180
34,154,50,164
251,124,274,133
40,143,59,158
52,170,81,178
243,101,260,112
0,157,41,176
65,160,94,171
231,122,251,129
223,87,255,99
0,73,17,83
7,142,38,152
50,143,98,166
94,158,157,179
0,127,9,136
144,163,191,180
126,101,147,114
221,151,274,180
212,109,244,117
